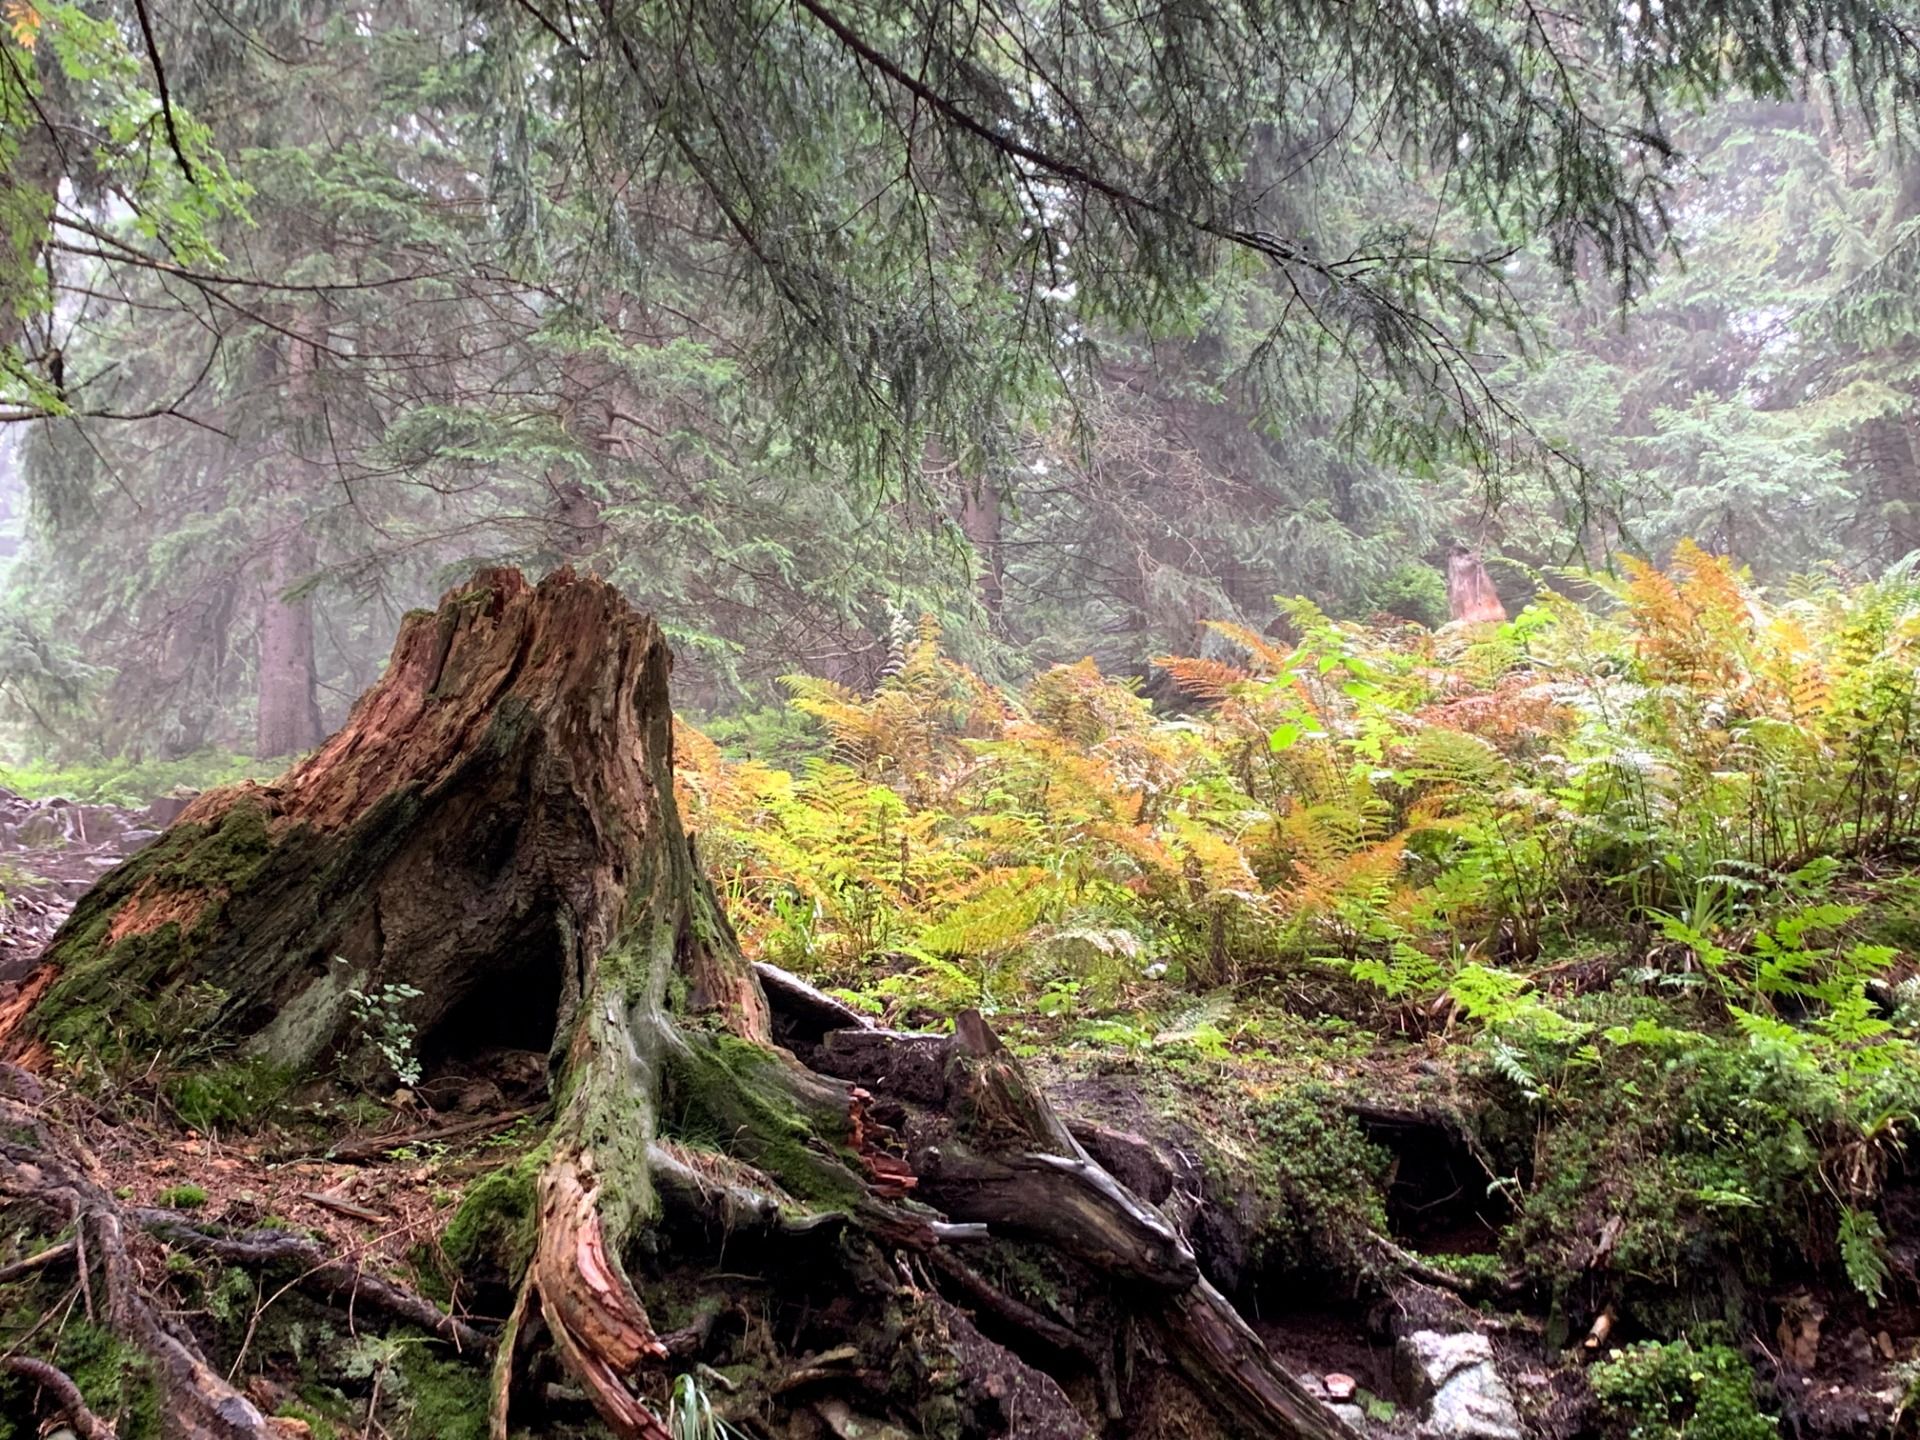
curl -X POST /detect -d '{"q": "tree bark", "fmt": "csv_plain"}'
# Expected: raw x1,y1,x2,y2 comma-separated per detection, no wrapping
255,524,323,757
11,567,1362,1440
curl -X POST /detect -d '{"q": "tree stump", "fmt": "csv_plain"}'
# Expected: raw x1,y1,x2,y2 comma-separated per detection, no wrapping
4,567,1362,1440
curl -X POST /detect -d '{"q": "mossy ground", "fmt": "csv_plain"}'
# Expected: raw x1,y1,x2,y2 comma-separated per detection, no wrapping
12,1321,160,1439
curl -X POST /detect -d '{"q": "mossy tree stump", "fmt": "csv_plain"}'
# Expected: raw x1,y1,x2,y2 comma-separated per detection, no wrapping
6,568,1363,1440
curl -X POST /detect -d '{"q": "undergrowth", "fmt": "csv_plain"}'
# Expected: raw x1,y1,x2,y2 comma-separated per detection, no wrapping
676,544,1920,1319
0,749,283,806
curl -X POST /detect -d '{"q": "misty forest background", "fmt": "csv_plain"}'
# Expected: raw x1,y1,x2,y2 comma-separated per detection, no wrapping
5,3,1920,767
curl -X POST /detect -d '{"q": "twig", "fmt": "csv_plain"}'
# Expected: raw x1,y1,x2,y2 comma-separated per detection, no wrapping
129,0,196,184
0,1239,74,1283
299,1190,387,1224
324,1106,539,1164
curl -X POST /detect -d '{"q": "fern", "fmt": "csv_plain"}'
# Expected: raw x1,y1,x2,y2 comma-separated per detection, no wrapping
1154,990,1235,1043
1840,1207,1892,1307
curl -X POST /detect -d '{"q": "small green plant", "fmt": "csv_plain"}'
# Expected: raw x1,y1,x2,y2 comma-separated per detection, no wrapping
1590,1339,1775,1440
156,1183,208,1209
1839,1207,1891,1306
343,965,424,1087
662,1372,748,1439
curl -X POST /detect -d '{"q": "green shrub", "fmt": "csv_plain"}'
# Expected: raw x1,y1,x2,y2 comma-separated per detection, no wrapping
1245,1084,1392,1279
1590,1339,1774,1440
1364,562,1450,627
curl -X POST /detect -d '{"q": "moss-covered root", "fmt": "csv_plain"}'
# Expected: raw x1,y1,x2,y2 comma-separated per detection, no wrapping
501,928,677,1440
0,1356,117,1440
0,1094,292,1440
495,965,865,1439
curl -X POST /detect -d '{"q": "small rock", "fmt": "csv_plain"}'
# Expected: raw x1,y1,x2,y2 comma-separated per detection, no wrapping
1396,1330,1492,1402
146,791,199,826
1330,1403,1369,1430
814,1398,914,1440
1396,1330,1522,1440
1325,1373,1358,1400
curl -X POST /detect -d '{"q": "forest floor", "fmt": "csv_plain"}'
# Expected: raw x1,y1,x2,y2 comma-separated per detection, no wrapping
1,781,1914,1440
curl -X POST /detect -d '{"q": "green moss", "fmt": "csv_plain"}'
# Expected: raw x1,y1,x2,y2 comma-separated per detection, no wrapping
393,1343,490,1440
49,1322,161,1439
167,1058,295,1132
156,1183,208,1209
206,1265,260,1329
441,1161,539,1282
32,799,282,1057
1590,1340,1775,1440
663,1033,863,1210
1241,1083,1392,1280
149,797,275,891
1507,990,1860,1316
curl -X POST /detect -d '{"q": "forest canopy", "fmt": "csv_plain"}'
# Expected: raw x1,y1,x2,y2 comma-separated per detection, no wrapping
6,0,1920,750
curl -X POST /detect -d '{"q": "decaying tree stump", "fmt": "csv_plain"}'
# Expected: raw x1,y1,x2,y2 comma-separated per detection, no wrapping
1446,545,1507,625
3,568,1364,1440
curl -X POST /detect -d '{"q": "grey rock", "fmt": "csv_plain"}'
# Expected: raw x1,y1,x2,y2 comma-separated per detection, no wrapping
145,791,199,826
1395,1330,1522,1440
1330,1402,1370,1431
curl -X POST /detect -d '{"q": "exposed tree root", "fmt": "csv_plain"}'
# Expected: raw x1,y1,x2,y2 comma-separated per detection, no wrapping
0,1098,285,1438
0,1235,74,1282
131,1209,493,1352
2,1354,120,1440
0,1079,482,1440
925,1247,1125,1421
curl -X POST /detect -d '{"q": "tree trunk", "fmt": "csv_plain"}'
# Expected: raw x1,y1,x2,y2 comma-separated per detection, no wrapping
256,309,328,759
1445,546,1507,625
255,524,323,757
958,475,1005,619
9,568,1363,1440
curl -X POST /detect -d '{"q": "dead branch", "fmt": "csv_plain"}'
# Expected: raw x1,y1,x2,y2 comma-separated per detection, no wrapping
132,1210,494,1354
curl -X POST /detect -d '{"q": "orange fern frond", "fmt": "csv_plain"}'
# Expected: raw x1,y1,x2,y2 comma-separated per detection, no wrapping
1154,655,1255,703
1201,619,1294,673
